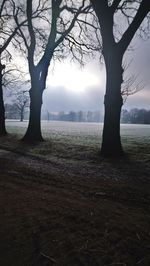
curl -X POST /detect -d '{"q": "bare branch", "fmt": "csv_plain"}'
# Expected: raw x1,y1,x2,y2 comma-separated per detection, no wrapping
26,0,36,67
110,0,122,12
118,0,150,53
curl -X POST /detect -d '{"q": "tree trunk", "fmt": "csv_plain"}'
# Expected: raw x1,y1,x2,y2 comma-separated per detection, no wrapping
0,63,7,136
101,55,124,157
22,86,43,142
20,108,24,122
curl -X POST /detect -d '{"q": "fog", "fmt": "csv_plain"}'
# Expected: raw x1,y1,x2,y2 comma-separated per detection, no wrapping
7,37,150,113
42,38,150,112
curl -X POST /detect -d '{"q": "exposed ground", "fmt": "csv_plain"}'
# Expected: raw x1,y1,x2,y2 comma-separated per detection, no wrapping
0,121,150,266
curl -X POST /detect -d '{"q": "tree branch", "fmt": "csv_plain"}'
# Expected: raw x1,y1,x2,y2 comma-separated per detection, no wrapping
110,0,122,12
0,0,7,17
26,0,36,67
119,0,150,53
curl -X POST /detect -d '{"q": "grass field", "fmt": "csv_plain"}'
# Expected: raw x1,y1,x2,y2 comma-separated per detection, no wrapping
0,121,150,265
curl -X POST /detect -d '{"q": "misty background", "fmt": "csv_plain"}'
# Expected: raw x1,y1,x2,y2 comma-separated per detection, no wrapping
42,38,150,114
4,36,150,115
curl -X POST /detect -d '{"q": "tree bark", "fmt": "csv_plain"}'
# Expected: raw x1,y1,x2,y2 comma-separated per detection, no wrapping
0,63,7,136
101,53,124,156
22,85,43,142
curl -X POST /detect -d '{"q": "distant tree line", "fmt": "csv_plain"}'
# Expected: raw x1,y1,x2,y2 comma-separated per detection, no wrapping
5,104,150,125
121,109,150,125
5,104,102,123
43,110,102,123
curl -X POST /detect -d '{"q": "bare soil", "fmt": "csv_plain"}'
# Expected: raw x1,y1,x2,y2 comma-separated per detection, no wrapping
0,135,150,266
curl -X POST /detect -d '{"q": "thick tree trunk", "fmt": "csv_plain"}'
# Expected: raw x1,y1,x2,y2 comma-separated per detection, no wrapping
0,63,7,136
101,56,124,157
22,86,43,142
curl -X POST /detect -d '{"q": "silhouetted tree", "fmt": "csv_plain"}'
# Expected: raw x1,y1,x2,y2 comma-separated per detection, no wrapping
0,61,6,135
121,108,150,124
5,103,18,119
68,111,77,122
58,111,65,121
78,111,84,122
0,0,26,136
12,90,29,121
87,110,93,122
90,0,150,156
121,109,130,124
93,110,101,122
14,0,94,142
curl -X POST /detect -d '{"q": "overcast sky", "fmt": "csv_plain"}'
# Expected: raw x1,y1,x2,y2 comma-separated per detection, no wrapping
2,1,150,113
42,37,150,113
8,34,150,113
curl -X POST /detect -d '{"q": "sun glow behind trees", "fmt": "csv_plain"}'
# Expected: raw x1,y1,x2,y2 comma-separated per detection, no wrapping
47,61,104,93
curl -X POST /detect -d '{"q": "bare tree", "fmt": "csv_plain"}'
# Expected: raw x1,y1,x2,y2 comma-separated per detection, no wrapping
14,0,97,142
11,90,29,121
90,0,150,156
119,59,144,103
121,75,144,104
0,0,27,136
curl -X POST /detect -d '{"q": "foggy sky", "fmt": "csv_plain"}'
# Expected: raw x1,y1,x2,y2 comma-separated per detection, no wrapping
7,36,150,113
2,1,150,113
42,38,150,112
43,85,105,112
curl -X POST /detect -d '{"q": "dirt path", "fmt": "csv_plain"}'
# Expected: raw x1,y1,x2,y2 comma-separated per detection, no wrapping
0,148,150,265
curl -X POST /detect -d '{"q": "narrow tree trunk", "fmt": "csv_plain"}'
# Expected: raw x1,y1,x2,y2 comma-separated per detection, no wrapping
20,108,24,122
22,86,43,142
101,56,124,157
0,63,7,136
